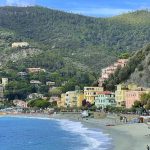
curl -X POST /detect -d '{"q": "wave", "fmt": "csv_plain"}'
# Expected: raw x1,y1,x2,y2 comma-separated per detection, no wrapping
58,119,112,150
3,115,112,150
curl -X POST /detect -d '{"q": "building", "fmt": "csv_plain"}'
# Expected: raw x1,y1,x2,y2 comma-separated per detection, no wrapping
115,83,138,107
27,68,46,73
84,87,104,104
2,78,8,87
28,93,44,100
30,80,41,84
13,100,28,108
58,91,84,108
0,84,4,100
12,42,29,48
125,88,150,108
65,91,84,107
46,81,55,86
57,94,66,108
95,91,116,109
98,59,128,86
18,72,28,76
49,96,60,103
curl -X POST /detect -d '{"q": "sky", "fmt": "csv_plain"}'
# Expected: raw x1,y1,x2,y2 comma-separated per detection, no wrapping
0,0,150,17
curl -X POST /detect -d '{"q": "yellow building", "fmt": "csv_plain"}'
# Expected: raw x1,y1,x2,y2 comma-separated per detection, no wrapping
84,87,104,104
57,94,65,108
115,83,138,107
58,91,84,108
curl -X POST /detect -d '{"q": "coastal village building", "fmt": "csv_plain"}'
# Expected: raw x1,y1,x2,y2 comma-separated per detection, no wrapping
13,100,28,108
12,42,29,48
49,96,60,103
27,68,46,73
0,84,4,100
84,87,104,104
18,72,28,76
1,78,8,87
30,80,41,84
95,91,116,109
28,93,44,100
57,94,66,108
58,91,84,108
46,81,55,86
98,59,128,86
125,88,150,108
115,83,138,107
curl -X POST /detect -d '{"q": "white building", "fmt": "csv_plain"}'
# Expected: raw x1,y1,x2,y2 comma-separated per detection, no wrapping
12,42,29,48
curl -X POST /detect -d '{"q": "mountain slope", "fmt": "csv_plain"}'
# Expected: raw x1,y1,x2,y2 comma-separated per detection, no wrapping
103,44,150,90
1,7,150,73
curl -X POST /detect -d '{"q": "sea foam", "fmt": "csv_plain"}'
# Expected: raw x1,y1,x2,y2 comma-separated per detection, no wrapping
58,119,111,150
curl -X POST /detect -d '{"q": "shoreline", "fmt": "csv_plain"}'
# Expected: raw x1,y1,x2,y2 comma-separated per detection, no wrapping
1,113,150,150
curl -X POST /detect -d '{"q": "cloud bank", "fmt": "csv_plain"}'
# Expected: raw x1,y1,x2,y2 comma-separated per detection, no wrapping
6,0,36,7
71,8,132,17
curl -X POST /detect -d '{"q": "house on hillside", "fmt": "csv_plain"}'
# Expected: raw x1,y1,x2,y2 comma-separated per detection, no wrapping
98,59,128,87
0,84,4,100
12,42,29,48
13,100,27,108
27,68,46,73
30,80,41,84
28,93,44,100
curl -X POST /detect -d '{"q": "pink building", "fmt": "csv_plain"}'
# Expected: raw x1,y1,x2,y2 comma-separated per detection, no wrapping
98,59,128,87
125,89,148,108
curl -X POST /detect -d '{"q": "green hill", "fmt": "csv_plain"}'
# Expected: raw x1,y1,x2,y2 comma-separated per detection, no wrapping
103,44,150,90
0,7,150,99
1,7,150,72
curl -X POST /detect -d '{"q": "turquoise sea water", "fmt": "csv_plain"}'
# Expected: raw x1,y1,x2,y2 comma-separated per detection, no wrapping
0,116,112,150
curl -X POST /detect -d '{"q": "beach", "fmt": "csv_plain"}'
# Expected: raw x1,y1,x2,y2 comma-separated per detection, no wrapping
52,113,150,150
1,113,150,150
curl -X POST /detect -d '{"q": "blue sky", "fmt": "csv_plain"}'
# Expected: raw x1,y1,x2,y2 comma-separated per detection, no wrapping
0,0,150,17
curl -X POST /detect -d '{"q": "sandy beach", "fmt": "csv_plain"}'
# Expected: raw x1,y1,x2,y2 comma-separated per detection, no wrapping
52,113,150,150
2,113,150,150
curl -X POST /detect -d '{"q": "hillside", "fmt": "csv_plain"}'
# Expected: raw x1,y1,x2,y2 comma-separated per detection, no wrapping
103,44,150,90
0,7,150,99
1,7,150,72
127,45,150,87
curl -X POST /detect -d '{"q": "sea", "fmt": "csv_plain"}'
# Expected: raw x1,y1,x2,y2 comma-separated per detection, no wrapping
0,116,112,150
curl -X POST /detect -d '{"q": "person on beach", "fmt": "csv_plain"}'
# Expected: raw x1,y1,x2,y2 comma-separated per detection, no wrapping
147,145,150,150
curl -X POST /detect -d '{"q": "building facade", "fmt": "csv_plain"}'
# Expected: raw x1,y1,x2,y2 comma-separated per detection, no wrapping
0,84,4,100
12,42,29,48
98,59,128,86
84,87,104,104
115,83,138,107
58,91,84,108
2,78,8,87
95,91,116,108
125,88,150,108
13,100,27,108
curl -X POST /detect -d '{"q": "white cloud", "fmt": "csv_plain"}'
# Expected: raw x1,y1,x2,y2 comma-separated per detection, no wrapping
6,0,36,7
72,8,132,17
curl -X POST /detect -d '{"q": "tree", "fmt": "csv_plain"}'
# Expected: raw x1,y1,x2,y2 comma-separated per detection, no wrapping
132,100,142,108
140,93,150,110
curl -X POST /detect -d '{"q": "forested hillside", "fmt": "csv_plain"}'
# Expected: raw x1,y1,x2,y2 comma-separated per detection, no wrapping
103,44,150,90
1,7,150,72
0,7,150,99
